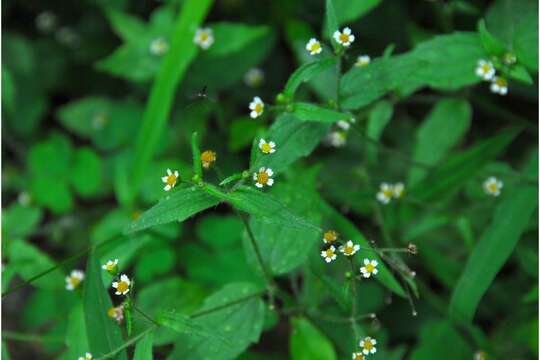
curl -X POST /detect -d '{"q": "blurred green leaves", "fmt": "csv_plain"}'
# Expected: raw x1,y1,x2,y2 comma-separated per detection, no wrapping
290,317,337,360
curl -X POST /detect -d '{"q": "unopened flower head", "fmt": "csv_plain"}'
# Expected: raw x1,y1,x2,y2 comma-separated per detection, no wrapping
18,191,31,206
339,240,360,256
325,131,347,147
149,37,169,56
253,167,274,188
475,59,495,81
392,182,405,199
323,229,338,244
112,274,131,296
78,353,93,360
107,305,124,324
352,352,366,360
503,52,517,65
355,55,370,67
162,168,179,191
490,77,508,95
333,27,355,47
201,150,217,169
258,139,276,154
321,245,337,263
306,38,322,55
249,96,264,119
194,27,214,49
101,259,118,275
359,336,377,355
483,176,503,196
376,183,394,204
474,351,488,360
360,259,378,278
35,11,57,33
65,270,84,291
244,68,264,87
336,120,351,131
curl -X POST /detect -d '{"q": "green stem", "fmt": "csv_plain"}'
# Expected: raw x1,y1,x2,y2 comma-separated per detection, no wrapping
190,291,266,319
2,331,63,343
94,325,157,360
348,258,360,342
132,304,161,327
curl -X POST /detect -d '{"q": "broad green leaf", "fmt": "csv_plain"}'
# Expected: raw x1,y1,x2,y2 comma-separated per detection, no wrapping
196,215,243,249
408,98,471,186
135,246,176,283
228,117,263,152
332,0,381,25
283,58,337,100
486,0,538,46
203,22,270,57
290,317,337,360
30,177,73,214
291,103,352,123
128,0,213,205
28,133,72,179
65,302,90,360
83,251,127,359
449,152,538,323
513,12,539,72
69,147,103,198
133,332,153,360
244,168,322,275
7,239,64,290
125,185,220,234
409,320,473,360
2,204,43,239
477,19,506,55
319,201,408,297
366,100,393,162
250,113,330,173
507,64,533,84
106,9,147,42
324,0,338,46
410,127,521,201
168,282,265,360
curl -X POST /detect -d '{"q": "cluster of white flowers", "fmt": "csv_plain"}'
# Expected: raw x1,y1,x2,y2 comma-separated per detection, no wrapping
475,59,508,95
376,182,405,204
320,229,361,263
65,270,85,291
325,119,353,148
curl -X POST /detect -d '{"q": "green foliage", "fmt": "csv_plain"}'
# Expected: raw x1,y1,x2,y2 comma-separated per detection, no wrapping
290,317,337,360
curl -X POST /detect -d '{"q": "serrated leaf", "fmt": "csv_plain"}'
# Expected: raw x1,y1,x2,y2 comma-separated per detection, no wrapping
290,317,337,360
449,152,538,323
125,185,220,234
291,103,352,123
283,58,336,100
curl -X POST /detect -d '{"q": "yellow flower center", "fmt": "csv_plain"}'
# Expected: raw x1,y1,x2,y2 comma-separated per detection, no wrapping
353,354,365,360
254,103,263,113
323,230,337,242
310,42,320,52
107,307,116,318
325,248,335,257
69,276,81,288
488,183,498,192
383,189,393,198
339,33,350,43
495,78,507,86
117,281,129,293
365,264,375,273
201,150,216,168
199,32,209,42
166,174,177,186
481,64,491,73
344,246,354,255
257,171,269,185
106,263,115,271
261,143,272,153
363,340,374,350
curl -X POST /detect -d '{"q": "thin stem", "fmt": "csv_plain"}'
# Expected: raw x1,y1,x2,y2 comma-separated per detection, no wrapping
335,55,342,108
132,304,161,327
348,258,360,342
94,325,157,360
2,331,63,343
190,291,266,319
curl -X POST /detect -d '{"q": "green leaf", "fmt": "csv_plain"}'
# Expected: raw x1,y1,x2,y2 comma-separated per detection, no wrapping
290,317,337,360
2,66,15,113
332,0,381,25
106,9,147,42
65,302,90,360
250,113,330,174
325,0,338,46
366,100,394,162
477,19,506,55
168,282,265,359
228,117,263,152
410,127,521,201
319,201,409,297
69,147,104,198
408,98,471,186
283,58,337,100
449,152,538,323
486,0,538,46
28,133,72,179
203,22,270,57
291,103,352,123
196,215,243,249
409,320,473,360
128,0,213,205
513,12,539,72
30,177,73,214
2,204,43,239
83,250,127,359
135,247,176,283
507,64,533,84
133,332,153,360
125,185,220,234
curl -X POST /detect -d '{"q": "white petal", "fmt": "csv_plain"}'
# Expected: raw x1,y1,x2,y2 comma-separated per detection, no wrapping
372,268,378,274
269,141,275,147
164,184,171,191
266,168,273,176
343,27,351,34
267,178,274,186
254,96,262,103
259,138,265,145
167,168,172,175
112,282,118,288
371,260,378,266
255,182,263,188
162,176,168,183
364,259,370,265
349,35,355,42
174,171,179,177
250,111,258,118
333,31,341,41
101,265,107,269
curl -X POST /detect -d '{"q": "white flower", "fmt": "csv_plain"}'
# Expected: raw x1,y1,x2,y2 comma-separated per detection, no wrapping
360,259,378,278
112,274,131,296
325,131,347,147
65,270,84,291
336,120,350,131
376,183,394,204
321,245,337,263
149,37,169,56
78,352,93,360
355,55,370,67
305,38,322,55
161,168,179,191
490,77,508,95
323,230,338,244
352,352,366,360
483,176,503,196
244,68,264,87
392,182,405,199
359,336,377,355
194,27,214,49
249,96,264,118
258,139,276,154
339,240,360,256
101,259,118,273
333,27,355,47
253,167,274,188
475,59,495,81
